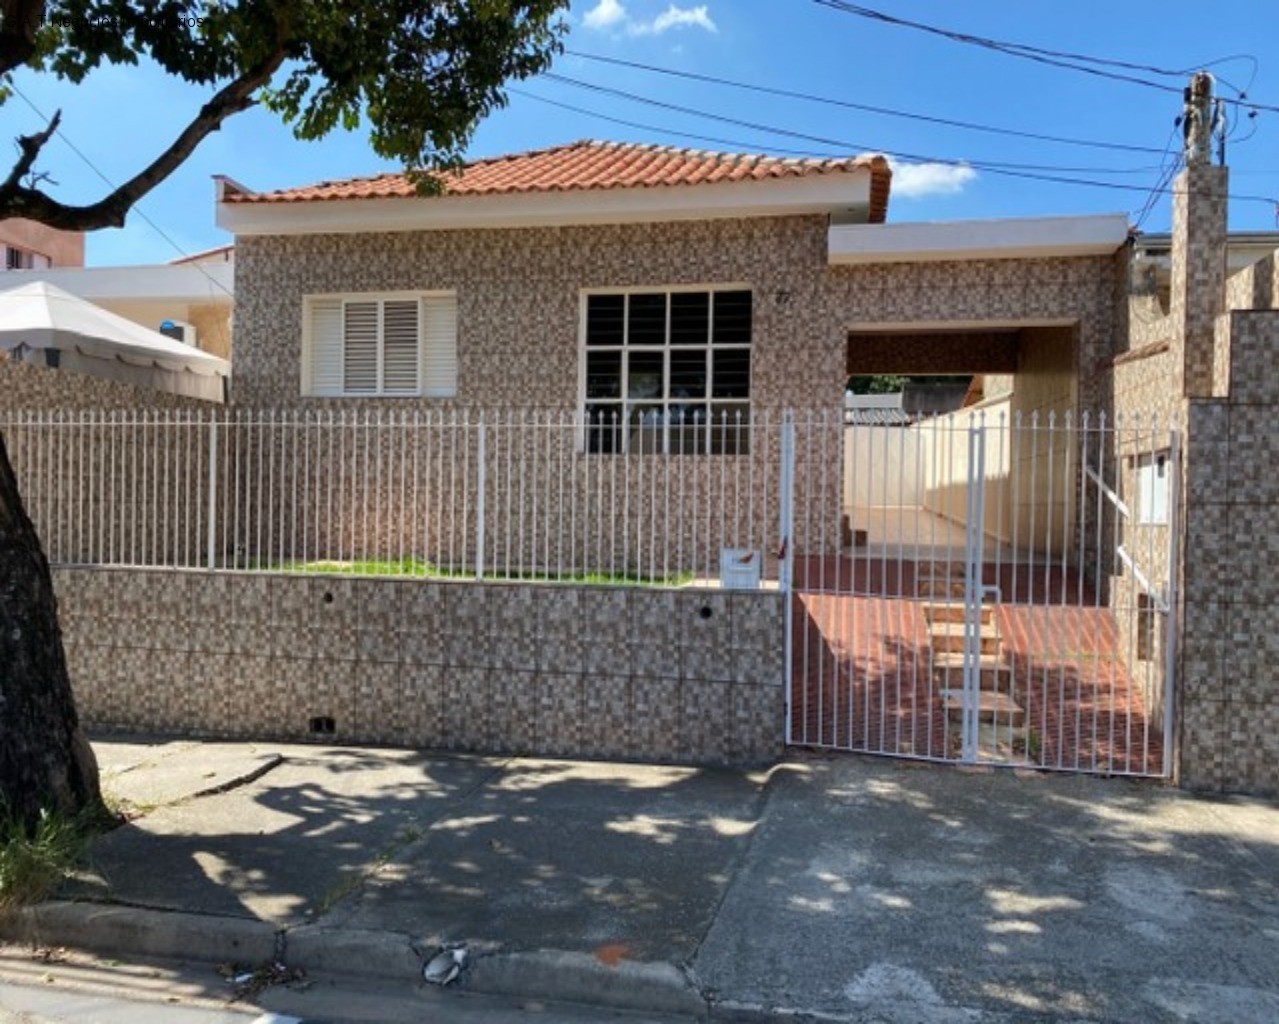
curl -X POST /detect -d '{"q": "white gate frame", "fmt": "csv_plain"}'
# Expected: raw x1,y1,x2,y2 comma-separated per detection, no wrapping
779,413,796,744
781,409,1180,777
960,424,987,764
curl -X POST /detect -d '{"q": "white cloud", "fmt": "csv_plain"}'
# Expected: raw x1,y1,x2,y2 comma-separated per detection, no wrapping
643,4,717,34
582,1,717,36
583,0,627,30
890,162,977,199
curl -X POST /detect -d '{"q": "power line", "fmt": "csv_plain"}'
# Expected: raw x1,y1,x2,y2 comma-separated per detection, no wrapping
538,73,1279,208
1132,124,1184,230
508,88,849,159
812,0,1279,115
6,82,234,297
565,49,1171,156
524,83,1161,177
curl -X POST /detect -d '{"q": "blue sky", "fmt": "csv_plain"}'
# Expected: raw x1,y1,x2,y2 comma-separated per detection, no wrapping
6,0,1278,265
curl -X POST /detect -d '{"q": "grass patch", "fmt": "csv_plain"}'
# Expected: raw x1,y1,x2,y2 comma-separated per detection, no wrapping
254,557,694,587
0,808,99,912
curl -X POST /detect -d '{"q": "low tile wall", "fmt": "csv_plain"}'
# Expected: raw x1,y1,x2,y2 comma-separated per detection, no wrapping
54,568,785,766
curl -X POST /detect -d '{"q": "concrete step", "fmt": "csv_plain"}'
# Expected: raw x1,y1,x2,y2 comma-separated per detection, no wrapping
930,653,1011,690
921,601,995,626
974,721,1036,765
941,689,1026,726
928,621,1002,655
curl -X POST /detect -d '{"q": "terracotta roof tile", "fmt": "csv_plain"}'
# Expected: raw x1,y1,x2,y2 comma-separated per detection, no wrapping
223,140,892,222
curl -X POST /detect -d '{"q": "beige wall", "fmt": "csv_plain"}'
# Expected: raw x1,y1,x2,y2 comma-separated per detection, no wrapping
0,218,83,267
91,300,233,361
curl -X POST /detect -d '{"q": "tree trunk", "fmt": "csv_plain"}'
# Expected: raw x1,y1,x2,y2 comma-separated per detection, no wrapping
0,429,101,831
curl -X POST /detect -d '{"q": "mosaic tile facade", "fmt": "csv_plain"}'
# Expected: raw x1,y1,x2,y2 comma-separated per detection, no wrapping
1170,165,1229,398
233,216,1122,416
229,214,1123,574
0,360,208,412
1119,164,1279,796
55,568,785,767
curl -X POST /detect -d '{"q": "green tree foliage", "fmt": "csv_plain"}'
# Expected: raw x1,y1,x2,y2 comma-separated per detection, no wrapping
0,0,568,229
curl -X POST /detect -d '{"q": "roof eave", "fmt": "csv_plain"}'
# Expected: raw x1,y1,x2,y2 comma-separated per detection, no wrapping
217,173,878,236
829,214,1131,265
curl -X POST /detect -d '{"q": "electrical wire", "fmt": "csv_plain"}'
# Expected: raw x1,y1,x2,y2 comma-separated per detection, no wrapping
7,81,234,296
520,85,1163,177
812,0,1279,114
508,87,847,159
540,72,1279,207
564,49,1171,156
1132,123,1185,231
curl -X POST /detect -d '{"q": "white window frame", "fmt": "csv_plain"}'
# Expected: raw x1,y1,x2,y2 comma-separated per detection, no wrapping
578,283,753,454
301,290,458,398
1135,449,1170,525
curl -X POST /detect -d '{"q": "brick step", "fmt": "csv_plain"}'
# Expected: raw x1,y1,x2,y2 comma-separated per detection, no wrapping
920,601,995,626
941,689,1026,726
915,565,968,599
930,653,1011,690
928,621,1002,655
916,579,965,599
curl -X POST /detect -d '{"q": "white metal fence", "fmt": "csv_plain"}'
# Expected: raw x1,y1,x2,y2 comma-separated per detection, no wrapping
789,405,1177,777
1,404,1179,777
0,408,786,584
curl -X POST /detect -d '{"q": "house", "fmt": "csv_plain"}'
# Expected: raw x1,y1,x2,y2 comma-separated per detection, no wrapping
0,217,83,269
216,139,1128,438
10,106,1279,790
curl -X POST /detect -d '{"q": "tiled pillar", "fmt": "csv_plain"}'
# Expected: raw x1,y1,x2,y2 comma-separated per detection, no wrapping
1170,164,1228,397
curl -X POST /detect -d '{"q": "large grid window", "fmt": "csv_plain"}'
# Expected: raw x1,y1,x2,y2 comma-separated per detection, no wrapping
583,287,752,454
303,293,457,398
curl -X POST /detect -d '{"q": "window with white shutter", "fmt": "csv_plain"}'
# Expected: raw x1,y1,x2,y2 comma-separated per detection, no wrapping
302,292,458,398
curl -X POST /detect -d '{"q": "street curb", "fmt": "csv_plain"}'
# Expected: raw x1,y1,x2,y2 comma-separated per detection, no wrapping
283,924,421,980
283,929,710,1018
1,906,710,1019
464,949,709,1018
0,901,277,965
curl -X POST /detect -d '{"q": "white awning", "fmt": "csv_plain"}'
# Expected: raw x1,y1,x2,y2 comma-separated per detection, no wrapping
0,280,229,402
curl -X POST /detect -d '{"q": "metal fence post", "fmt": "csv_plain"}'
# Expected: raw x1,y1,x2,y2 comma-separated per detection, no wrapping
1162,426,1182,779
779,412,796,745
962,420,988,764
475,415,486,581
206,413,218,570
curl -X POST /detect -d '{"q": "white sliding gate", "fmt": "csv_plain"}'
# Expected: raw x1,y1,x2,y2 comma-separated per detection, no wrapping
785,409,1178,777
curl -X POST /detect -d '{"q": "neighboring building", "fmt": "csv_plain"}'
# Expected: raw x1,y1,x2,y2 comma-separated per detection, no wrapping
0,217,84,269
0,236,234,408
0,252,235,360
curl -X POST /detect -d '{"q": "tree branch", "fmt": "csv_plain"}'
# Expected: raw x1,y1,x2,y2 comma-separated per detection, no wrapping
0,47,285,230
0,0,45,77
2,107,60,193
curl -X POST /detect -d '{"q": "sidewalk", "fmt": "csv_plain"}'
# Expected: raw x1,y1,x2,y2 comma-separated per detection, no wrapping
4,737,1279,1022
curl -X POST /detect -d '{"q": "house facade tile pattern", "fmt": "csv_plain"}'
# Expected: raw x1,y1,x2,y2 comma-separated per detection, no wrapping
55,568,785,767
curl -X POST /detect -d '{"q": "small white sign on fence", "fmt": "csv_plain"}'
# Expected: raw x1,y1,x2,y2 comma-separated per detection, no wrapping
720,548,761,590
